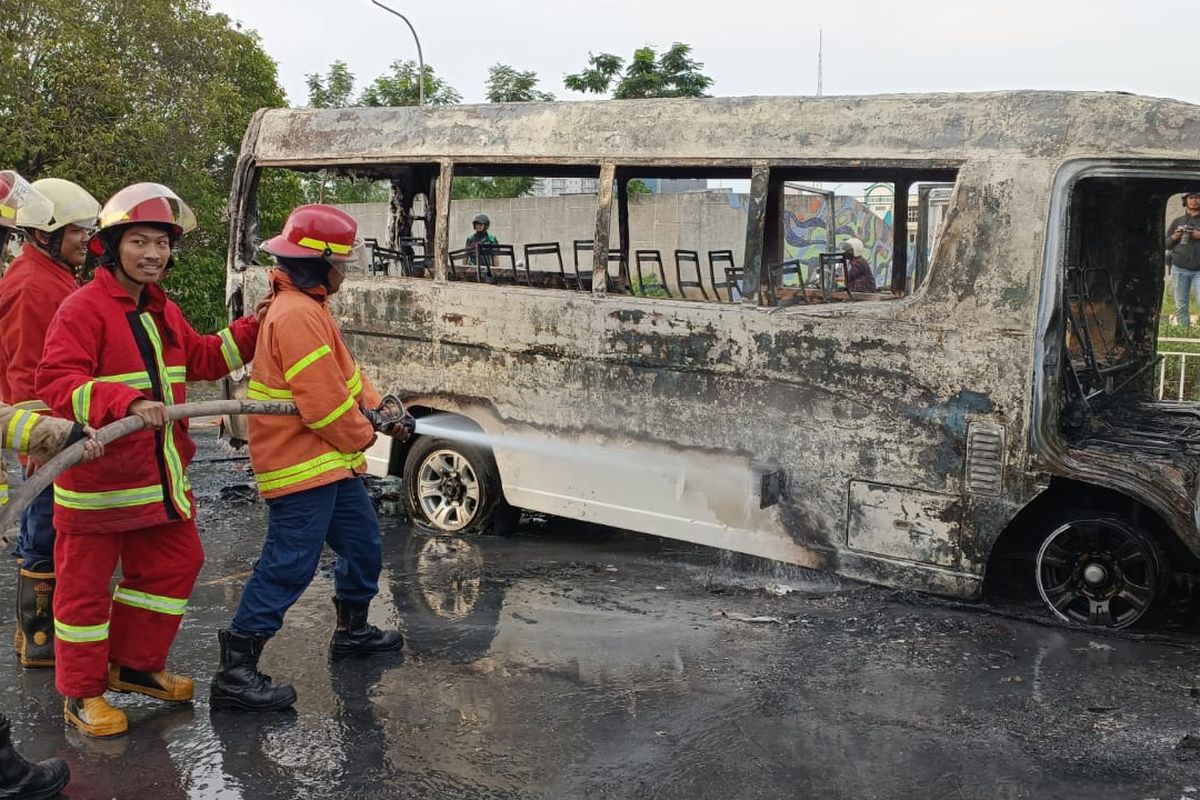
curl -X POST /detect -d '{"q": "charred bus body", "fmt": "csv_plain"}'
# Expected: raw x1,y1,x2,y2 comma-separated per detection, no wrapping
225,91,1200,629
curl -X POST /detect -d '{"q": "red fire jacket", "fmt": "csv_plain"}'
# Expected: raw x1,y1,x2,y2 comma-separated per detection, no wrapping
36,267,258,534
0,244,79,411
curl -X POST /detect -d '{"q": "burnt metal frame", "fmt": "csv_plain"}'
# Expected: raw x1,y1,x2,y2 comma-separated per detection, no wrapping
573,238,630,294
572,239,595,291
476,243,520,285
604,248,632,294
1063,263,1138,403
447,247,473,281
674,249,708,300
634,249,671,297
524,242,566,289
765,259,803,306
816,251,853,302
366,236,427,277
724,266,746,302
708,250,738,302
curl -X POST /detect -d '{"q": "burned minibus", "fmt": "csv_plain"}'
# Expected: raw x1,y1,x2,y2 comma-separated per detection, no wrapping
225,91,1200,629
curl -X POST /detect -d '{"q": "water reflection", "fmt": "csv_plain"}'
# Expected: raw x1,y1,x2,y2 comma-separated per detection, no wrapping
62,704,194,800
390,534,503,664
208,708,304,800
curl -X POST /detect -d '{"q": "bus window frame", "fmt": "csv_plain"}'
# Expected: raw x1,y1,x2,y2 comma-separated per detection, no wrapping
747,167,959,310
237,158,958,310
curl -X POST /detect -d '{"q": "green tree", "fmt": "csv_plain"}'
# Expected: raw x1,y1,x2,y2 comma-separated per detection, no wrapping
299,59,461,204
628,179,653,194
450,64,556,200
486,64,554,102
305,61,357,109
564,43,713,99
1,0,290,331
451,177,535,200
360,60,462,107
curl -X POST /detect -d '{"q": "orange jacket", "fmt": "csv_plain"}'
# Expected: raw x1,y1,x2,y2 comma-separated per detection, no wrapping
247,269,380,499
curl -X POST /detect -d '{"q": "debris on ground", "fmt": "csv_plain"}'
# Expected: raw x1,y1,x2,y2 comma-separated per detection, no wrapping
717,611,785,624
363,475,406,518
1174,734,1200,761
764,582,794,596
219,484,258,504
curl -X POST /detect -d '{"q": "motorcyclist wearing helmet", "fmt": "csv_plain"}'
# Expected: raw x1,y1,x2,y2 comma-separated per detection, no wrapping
35,183,259,737
465,212,499,269
0,177,100,668
210,204,407,714
840,236,877,293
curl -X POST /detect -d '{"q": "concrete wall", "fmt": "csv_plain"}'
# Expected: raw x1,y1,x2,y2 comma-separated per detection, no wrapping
339,191,895,295
338,193,752,291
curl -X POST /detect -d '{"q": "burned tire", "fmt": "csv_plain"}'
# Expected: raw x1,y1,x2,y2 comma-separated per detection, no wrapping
1034,512,1165,629
403,436,516,536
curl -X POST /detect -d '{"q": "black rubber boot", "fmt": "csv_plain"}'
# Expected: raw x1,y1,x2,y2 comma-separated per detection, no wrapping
329,598,404,660
15,562,54,668
209,630,296,712
0,712,70,799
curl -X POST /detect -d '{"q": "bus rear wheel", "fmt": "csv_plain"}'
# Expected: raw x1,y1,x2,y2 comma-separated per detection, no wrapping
1034,513,1164,629
403,437,516,536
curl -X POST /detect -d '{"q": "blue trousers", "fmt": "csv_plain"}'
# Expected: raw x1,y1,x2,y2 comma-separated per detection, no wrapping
231,477,382,638
1173,266,1200,327
15,485,55,569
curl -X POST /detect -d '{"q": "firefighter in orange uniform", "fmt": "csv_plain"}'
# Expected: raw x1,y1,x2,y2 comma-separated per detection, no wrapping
36,183,258,737
0,177,100,668
210,205,404,712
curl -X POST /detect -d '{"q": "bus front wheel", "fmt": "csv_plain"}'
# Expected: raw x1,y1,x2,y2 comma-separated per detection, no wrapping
1034,513,1164,629
403,436,516,536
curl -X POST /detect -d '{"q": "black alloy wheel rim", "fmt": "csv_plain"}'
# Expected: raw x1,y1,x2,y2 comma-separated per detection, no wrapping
1035,518,1159,629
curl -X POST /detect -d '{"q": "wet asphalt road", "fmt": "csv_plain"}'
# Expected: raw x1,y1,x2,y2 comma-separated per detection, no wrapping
4,424,1200,799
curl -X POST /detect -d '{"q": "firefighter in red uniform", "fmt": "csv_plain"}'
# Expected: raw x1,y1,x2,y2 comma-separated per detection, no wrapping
36,183,259,737
210,205,405,712
0,170,105,799
0,177,100,668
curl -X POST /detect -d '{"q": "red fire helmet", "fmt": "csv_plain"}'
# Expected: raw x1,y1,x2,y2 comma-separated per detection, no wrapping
90,182,197,256
263,204,361,263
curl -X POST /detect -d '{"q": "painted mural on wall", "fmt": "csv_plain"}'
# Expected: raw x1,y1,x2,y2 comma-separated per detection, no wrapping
783,196,894,286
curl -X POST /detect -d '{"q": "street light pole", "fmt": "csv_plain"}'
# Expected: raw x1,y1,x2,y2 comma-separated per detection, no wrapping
370,1,425,106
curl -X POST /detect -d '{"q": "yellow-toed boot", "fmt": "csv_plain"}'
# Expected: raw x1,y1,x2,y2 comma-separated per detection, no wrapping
107,663,194,702
64,696,128,738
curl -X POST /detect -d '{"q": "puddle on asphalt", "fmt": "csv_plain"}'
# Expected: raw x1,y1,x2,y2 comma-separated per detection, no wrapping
8,434,1200,798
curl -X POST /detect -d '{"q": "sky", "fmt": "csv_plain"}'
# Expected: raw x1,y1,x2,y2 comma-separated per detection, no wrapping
206,0,1189,107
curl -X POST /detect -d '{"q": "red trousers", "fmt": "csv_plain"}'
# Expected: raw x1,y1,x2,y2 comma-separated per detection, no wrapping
53,519,204,698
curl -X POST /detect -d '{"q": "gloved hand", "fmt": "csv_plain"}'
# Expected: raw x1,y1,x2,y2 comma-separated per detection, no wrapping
361,396,415,441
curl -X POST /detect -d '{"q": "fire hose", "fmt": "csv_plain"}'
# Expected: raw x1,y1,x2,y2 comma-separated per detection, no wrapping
0,400,298,531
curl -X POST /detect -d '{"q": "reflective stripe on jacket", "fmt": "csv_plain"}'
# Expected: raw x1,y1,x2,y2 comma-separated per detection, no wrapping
36,267,257,534
0,243,79,413
0,405,73,506
248,268,379,500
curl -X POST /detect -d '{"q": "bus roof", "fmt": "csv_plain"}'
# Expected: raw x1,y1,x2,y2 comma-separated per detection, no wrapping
247,91,1200,168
